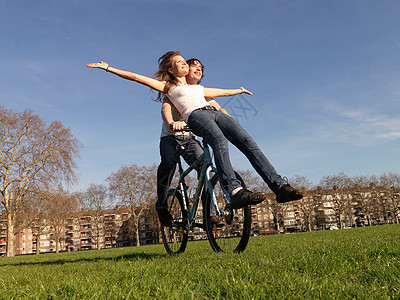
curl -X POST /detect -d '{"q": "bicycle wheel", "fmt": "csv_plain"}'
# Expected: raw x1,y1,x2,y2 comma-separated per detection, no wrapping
161,189,189,254
203,172,251,253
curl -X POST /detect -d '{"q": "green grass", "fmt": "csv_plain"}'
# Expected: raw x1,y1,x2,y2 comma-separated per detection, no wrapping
1,225,399,299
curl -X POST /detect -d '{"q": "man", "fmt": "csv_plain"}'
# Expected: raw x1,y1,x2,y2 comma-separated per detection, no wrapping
156,58,227,227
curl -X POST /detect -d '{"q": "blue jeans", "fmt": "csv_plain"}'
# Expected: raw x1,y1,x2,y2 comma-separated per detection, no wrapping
156,134,203,209
187,110,285,194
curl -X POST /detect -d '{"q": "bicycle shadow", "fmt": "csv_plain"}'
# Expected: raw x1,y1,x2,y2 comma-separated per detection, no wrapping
0,251,167,268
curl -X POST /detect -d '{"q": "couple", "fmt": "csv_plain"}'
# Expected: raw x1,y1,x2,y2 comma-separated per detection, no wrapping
87,51,303,226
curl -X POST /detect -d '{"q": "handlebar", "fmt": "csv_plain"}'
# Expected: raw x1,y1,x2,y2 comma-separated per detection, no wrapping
170,124,192,132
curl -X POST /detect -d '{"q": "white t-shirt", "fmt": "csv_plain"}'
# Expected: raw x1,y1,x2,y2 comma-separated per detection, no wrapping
167,84,209,122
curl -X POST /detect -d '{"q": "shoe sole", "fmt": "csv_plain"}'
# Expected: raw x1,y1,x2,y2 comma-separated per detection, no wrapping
231,194,267,209
276,194,303,203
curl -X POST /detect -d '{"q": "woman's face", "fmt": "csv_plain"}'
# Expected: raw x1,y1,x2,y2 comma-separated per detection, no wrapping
169,55,189,77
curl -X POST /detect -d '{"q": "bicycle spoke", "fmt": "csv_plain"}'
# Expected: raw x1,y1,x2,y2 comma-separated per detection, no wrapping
161,190,188,254
204,172,251,252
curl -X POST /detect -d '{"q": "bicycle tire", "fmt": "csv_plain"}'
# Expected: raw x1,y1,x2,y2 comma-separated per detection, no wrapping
203,172,251,253
161,189,189,254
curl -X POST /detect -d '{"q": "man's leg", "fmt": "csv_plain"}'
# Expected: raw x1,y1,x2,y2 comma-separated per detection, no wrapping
156,136,180,226
179,135,204,174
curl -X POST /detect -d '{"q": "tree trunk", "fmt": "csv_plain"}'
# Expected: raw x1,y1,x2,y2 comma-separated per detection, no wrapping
97,233,101,250
275,221,280,232
6,211,15,257
36,236,40,255
338,213,343,229
135,219,140,246
366,214,371,226
55,234,59,253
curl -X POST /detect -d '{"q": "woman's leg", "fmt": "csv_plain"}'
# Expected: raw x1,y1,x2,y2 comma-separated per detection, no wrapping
214,112,302,202
214,112,285,193
187,110,241,193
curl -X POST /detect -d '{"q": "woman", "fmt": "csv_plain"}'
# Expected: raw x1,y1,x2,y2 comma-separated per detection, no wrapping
86,51,302,210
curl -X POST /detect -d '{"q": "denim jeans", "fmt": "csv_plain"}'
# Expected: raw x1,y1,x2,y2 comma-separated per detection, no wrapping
187,110,285,194
156,134,203,209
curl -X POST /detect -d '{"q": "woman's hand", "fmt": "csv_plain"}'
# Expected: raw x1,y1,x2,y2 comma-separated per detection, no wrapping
86,61,109,71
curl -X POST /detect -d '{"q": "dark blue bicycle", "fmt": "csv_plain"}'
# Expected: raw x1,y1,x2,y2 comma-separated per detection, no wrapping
161,136,252,254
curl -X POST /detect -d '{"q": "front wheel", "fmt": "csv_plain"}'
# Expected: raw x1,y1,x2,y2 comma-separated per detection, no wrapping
161,189,188,254
203,172,251,253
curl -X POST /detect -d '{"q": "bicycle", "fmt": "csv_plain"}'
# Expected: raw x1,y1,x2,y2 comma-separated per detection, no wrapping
160,134,252,254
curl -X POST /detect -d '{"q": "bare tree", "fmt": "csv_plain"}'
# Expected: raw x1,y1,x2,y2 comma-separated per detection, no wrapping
80,184,109,250
20,191,48,254
330,187,353,229
107,164,157,246
268,199,289,232
351,175,378,187
45,189,78,253
0,106,81,256
319,172,352,189
378,173,400,224
319,173,354,229
296,190,317,231
378,172,400,189
385,187,400,224
236,169,272,193
352,184,377,226
290,175,315,190
312,188,324,230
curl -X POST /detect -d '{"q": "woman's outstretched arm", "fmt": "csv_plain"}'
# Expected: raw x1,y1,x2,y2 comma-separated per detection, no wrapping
86,61,166,93
204,87,252,98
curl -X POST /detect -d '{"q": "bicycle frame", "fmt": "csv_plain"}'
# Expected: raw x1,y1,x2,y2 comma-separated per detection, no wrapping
170,141,230,230
162,138,252,254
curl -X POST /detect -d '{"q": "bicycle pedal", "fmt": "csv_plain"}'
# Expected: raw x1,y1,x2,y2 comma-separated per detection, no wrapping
194,222,206,230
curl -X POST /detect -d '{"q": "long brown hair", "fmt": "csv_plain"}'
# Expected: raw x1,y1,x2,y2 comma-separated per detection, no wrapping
153,51,182,102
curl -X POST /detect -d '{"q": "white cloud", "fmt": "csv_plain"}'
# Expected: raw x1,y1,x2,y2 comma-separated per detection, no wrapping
320,103,400,145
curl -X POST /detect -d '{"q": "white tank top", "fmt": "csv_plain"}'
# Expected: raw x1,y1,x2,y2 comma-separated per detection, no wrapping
167,84,209,122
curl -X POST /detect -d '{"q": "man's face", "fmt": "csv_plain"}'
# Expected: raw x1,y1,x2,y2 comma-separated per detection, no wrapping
186,60,203,84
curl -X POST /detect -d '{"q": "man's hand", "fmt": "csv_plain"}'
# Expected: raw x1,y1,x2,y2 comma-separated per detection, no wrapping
170,121,186,131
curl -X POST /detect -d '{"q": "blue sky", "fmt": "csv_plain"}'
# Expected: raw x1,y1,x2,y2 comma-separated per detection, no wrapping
1,0,399,191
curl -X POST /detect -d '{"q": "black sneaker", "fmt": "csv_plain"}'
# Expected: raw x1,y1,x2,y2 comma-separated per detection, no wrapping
230,188,266,209
156,207,174,227
276,184,303,203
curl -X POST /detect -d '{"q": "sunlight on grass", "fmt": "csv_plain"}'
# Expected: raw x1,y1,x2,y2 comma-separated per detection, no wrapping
0,225,399,299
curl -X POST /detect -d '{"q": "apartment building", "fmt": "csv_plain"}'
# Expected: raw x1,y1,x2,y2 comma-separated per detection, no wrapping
1,185,398,256
0,206,160,257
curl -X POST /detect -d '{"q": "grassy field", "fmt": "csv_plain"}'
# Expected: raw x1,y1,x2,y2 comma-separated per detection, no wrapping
0,224,399,299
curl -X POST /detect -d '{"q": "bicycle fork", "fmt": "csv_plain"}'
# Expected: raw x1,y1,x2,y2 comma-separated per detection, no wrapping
204,165,232,220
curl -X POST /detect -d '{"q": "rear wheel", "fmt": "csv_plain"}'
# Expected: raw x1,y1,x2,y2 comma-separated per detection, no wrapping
203,172,251,253
161,189,188,254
